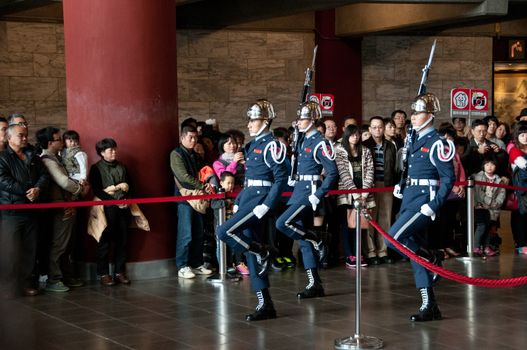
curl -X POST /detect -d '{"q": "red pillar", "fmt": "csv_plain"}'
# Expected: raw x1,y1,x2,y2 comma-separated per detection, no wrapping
63,1,178,262
315,9,362,128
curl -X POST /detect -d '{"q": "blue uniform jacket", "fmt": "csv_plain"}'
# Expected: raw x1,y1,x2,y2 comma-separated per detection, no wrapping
289,130,338,205
402,128,455,213
235,132,287,209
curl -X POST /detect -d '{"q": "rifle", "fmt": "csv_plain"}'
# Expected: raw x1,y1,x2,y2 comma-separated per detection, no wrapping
398,40,437,192
290,45,318,181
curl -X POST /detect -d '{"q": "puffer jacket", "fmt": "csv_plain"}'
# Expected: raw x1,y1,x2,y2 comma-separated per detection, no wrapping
0,145,49,209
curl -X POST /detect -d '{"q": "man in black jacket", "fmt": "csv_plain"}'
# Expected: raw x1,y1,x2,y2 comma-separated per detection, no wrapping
0,124,49,297
363,116,397,265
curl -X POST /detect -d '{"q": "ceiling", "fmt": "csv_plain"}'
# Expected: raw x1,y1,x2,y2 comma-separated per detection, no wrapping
0,0,526,37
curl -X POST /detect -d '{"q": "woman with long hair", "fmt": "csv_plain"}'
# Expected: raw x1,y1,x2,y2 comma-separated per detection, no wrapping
335,124,375,268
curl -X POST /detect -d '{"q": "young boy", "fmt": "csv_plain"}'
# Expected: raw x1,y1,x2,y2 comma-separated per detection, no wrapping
473,157,506,256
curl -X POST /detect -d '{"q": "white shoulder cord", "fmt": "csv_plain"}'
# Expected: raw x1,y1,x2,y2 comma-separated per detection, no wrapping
429,138,455,166
313,140,336,164
263,140,287,167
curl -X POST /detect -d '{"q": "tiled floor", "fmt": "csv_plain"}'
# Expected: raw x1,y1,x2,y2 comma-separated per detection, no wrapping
1,251,527,350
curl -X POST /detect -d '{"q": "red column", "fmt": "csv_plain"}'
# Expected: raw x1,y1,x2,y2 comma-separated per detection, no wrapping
63,0,178,262
315,9,362,128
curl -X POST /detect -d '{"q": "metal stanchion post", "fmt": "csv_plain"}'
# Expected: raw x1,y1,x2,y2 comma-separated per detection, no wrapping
335,201,383,350
208,190,241,283
458,176,476,262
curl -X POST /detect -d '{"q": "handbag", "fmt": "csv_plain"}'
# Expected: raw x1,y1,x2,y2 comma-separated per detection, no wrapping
504,191,518,211
174,176,210,214
347,208,369,229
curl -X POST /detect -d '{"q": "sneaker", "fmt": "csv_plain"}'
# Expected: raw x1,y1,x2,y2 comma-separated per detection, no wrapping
473,247,483,256
236,262,250,275
45,281,70,293
192,265,212,275
227,266,236,274
359,256,368,267
282,256,296,269
484,247,498,257
271,257,284,271
178,266,196,279
345,256,357,269
64,278,84,288
521,247,527,255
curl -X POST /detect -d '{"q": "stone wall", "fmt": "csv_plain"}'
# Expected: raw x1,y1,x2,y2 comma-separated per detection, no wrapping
1,21,495,136
362,36,493,125
177,30,315,134
0,21,66,135
0,21,315,137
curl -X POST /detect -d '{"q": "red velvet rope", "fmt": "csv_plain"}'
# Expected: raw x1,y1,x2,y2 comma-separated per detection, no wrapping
1,179,526,211
367,218,527,288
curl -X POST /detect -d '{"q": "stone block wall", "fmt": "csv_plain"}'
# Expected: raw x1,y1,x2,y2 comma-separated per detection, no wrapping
0,21,66,135
362,36,493,125
1,21,495,136
1,22,315,138
177,30,315,135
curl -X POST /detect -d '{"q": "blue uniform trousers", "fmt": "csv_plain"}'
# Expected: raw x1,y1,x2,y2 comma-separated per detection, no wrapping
275,203,318,270
217,199,269,291
387,209,433,289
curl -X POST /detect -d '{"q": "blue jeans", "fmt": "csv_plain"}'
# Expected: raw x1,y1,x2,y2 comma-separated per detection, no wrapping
175,202,204,269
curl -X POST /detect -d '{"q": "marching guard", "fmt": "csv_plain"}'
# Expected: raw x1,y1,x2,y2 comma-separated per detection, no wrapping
216,99,288,321
276,101,338,299
390,92,455,321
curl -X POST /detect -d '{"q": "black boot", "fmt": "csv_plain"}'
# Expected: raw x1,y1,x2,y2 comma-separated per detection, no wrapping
410,287,442,322
246,288,277,321
304,228,327,263
415,247,444,284
249,242,271,277
297,268,325,299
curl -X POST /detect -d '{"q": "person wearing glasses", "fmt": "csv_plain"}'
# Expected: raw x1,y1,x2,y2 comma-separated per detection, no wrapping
0,124,49,298
36,127,84,293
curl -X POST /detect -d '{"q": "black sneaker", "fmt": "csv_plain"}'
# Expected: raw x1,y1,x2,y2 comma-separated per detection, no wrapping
271,257,285,271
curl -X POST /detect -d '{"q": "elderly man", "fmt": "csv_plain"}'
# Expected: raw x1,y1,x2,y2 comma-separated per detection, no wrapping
0,124,49,297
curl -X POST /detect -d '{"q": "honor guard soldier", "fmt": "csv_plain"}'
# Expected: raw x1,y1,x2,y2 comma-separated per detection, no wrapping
390,93,455,322
216,99,288,321
276,101,338,299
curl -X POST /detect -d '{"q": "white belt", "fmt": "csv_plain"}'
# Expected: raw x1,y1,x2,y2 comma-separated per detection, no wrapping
298,175,321,181
409,179,438,186
246,179,272,187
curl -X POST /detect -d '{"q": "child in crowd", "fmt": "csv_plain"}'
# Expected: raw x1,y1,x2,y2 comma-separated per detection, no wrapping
212,171,249,275
61,130,88,189
473,157,506,256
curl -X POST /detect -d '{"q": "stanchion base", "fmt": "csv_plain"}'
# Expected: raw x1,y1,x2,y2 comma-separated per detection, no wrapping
207,272,242,283
334,335,383,350
456,255,486,263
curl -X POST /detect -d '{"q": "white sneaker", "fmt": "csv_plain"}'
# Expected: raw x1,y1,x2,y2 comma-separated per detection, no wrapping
178,266,196,279
192,265,212,275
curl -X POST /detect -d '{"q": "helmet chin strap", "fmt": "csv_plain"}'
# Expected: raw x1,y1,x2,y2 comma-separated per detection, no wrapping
413,114,434,133
250,121,269,137
298,120,313,133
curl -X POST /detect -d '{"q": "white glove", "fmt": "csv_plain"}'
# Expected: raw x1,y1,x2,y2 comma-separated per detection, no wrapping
420,204,436,220
514,156,527,170
233,205,239,214
308,194,320,211
287,176,296,187
393,184,403,199
253,204,270,219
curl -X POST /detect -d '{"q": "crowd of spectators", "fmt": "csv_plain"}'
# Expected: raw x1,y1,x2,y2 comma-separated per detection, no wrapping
1,107,527,295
